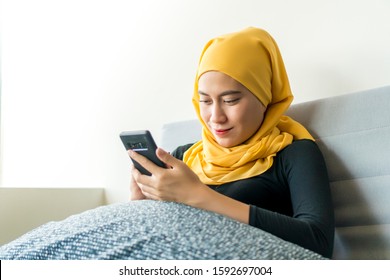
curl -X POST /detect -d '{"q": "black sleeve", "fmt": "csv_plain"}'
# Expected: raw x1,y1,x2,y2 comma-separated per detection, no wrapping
249,140,335,258
171,144,194,160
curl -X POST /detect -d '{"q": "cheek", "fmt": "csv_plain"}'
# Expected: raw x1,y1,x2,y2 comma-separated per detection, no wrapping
199,107,210,123
239,104,265,129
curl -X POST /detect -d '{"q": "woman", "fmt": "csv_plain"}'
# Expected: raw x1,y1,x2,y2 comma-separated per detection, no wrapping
129,27,335,258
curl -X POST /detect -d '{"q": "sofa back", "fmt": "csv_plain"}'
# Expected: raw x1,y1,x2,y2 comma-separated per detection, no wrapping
160,85,390,259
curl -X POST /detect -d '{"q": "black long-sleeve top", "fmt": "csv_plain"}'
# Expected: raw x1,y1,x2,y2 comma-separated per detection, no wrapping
172,139,335,258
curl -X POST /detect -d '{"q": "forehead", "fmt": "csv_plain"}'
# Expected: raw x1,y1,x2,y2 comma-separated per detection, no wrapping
197,71,266,108
198,71,244,91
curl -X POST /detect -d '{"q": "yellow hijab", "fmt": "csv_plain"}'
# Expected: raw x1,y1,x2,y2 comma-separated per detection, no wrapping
183,27,313,185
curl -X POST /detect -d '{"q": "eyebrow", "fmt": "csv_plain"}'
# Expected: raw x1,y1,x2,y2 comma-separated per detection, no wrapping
198,90,243,97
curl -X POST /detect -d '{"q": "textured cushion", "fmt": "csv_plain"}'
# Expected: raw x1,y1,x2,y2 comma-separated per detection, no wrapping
0,200,324,260
160,85,390,259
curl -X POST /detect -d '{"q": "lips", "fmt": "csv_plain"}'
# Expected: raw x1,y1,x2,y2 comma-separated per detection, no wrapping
213,128,232,136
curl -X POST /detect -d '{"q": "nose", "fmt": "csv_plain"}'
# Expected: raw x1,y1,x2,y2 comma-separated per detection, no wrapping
210,103,227,124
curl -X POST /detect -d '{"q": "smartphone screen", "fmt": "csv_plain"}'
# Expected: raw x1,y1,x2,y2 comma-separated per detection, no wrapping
120,130,165,175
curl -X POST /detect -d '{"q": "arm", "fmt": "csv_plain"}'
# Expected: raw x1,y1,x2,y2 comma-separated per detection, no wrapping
249,140,335,258
129,148,250,224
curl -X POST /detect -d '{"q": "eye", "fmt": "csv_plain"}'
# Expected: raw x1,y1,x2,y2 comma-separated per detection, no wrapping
224,98,240,105
199,98,212,105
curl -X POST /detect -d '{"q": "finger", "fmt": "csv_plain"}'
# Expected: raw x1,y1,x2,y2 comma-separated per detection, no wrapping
130,164,139,180
130,165,153,192
130,164,136,175
130,166,142,186
129,150,161,175
138,182,161,201
156,148,178,169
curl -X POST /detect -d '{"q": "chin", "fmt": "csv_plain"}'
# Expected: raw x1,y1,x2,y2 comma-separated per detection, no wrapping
215,138,236,148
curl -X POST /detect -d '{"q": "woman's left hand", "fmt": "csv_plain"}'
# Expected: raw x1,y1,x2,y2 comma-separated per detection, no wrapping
129,148,206,205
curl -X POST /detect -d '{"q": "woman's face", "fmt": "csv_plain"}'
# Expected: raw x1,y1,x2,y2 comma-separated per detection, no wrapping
198,71,267,148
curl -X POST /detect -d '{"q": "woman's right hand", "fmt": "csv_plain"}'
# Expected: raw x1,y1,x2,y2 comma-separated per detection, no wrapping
129,165,147,200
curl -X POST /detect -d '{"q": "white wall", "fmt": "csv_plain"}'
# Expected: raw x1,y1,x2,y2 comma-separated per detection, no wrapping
0,187,105,245
1,0,390,203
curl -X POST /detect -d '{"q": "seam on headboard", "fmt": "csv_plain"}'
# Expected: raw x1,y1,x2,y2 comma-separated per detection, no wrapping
315,123,390,141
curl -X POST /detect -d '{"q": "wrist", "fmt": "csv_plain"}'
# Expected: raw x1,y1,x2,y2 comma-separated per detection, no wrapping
184,181,212,208
185,182,250,224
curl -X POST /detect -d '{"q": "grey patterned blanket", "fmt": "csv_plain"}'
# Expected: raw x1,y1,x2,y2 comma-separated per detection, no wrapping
0,200,325,259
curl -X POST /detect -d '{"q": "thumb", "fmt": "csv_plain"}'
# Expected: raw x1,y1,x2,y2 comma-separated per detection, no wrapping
156,148,177,168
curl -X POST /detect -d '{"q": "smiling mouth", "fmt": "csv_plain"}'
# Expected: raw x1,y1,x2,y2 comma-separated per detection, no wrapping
213,128,232,136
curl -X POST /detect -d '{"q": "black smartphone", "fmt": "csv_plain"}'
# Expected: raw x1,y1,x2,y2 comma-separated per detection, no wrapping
119,130,165,176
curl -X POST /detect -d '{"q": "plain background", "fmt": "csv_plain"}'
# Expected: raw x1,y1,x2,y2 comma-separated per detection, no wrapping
1,0,389,203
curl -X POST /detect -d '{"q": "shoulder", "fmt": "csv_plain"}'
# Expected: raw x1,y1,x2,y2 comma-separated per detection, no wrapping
171,143,194,160
279,139,321,158
277,139,327,174
277,139,326,168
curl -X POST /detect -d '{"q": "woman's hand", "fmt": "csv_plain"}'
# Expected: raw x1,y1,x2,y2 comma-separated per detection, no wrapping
129,148,206,205
129,147,250,224
129,164,147,200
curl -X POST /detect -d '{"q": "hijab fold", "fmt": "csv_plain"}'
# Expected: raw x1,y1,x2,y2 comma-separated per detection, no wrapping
183,27,313,185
